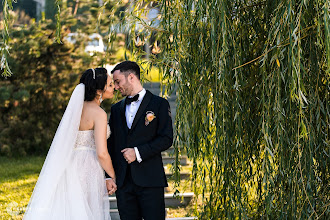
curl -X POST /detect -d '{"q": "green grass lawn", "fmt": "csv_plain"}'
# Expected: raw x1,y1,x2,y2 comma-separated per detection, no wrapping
0,156,196,219
0,156,45,219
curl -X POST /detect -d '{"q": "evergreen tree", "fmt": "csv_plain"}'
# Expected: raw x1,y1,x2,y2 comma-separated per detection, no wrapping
0,1,126,156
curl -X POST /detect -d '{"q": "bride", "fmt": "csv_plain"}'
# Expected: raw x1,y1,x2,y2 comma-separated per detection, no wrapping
23,68,116,220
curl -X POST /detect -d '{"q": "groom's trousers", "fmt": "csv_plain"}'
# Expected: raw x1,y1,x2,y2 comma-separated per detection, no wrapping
116,165,165,220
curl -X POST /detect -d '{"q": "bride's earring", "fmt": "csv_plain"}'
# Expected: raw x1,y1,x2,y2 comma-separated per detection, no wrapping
99,93,103,103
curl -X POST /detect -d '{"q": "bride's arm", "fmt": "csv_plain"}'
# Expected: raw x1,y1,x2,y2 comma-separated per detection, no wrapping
94,111,116,180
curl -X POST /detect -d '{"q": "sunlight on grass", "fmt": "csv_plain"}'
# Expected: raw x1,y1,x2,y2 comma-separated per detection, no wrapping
0,156,44,219
0,156,197,219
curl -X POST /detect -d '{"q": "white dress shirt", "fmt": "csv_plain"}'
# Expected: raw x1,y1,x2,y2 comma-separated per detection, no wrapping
125,88,146,163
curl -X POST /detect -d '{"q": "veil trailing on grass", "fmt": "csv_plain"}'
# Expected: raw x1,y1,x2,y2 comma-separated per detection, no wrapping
23,83,91,219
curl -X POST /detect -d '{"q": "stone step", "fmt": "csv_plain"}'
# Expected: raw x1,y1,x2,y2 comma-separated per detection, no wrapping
109,192,194,209
147,92,177,102
162,151,169,157
162,156,189,166
165,193,194,207
169,102,177,108
170,106,176,112
109,209,120,220
143,82,161,88
170,111,176,119
144,82,177,91
166,171,190,180
144,83,177,98
110,209,171,220
149,89,177,97
111,210,197,220
144,86,163,92
163,146,185,155
111,208,197,220
144,83,175,91
166,218,197,220
109,197,118,209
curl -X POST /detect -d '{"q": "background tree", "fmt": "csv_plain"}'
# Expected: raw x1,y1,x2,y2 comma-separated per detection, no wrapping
0,9,87,156
0,0,126,156
123,0,329,219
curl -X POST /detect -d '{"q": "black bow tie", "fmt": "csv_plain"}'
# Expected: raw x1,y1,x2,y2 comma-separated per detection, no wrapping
125,94,139,105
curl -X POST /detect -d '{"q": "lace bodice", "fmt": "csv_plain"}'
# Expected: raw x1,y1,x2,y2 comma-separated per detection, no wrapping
71,124,111,219
75,124,110,150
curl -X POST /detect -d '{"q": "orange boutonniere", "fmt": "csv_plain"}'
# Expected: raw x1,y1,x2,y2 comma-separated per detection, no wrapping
145,111,156,126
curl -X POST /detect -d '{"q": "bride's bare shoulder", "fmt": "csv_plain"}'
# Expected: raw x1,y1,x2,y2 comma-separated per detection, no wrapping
95,107,107,119
83,102,106,116
93,108,107,128
80,102,107,130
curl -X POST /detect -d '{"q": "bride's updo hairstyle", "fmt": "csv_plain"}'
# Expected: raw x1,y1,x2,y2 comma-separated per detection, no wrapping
80,68,108,101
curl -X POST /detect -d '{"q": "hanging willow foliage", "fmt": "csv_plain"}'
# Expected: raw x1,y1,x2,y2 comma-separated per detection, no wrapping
1,0,14,77
123,0,329,218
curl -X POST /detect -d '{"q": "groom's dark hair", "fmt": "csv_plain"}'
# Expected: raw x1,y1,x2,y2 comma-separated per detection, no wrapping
111,61,140,80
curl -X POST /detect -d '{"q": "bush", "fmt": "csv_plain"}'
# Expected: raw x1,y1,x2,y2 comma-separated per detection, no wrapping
0,17,96,156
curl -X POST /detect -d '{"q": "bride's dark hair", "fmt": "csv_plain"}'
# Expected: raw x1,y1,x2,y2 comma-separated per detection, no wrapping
80,68,108,101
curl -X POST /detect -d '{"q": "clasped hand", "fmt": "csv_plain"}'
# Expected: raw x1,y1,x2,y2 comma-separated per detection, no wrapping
121,148,136,164
106,178,117,195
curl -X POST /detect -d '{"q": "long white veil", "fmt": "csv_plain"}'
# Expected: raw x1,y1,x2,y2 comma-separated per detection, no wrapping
23,83,87,219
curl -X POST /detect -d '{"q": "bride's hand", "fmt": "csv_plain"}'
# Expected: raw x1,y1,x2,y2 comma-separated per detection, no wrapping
106,178,117,195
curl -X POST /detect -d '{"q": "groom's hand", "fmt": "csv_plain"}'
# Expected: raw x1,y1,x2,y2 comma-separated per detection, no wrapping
106,179,117,195
121,148,136,164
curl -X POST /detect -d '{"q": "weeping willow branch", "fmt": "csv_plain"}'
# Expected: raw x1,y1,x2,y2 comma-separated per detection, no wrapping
55,0,62,43
125,0,329,219
233,25,318,71
324,0,330,73
1,0,14,77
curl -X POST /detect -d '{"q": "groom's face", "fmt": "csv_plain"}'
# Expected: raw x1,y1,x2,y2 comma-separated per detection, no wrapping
113,70,133,96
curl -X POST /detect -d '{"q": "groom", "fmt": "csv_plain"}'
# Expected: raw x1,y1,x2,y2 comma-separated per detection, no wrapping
105,61,173,219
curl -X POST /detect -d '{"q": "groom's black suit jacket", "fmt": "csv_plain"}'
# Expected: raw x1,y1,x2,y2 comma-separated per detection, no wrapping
106,90,173,188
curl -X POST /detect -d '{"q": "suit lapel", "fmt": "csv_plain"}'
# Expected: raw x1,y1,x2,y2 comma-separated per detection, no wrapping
119,99,129,134
130,90,153,132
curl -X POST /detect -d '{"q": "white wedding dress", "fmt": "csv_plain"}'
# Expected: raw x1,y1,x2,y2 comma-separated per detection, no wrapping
23,84,111,220
70,125,111,219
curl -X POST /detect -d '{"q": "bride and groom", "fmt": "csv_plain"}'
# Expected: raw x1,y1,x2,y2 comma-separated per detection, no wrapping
23,61,173,220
